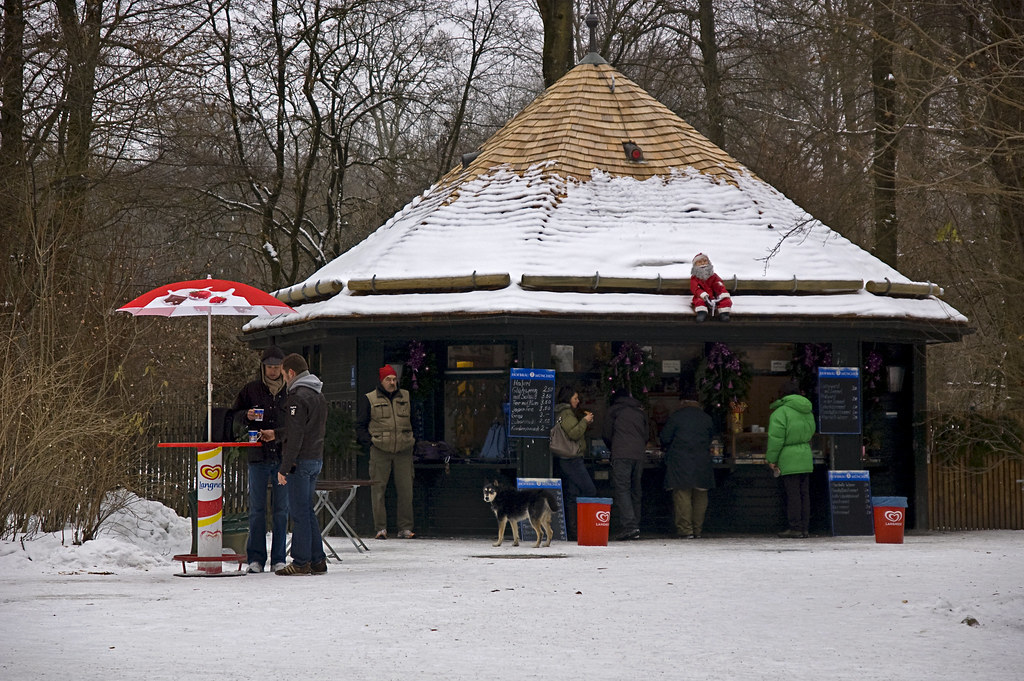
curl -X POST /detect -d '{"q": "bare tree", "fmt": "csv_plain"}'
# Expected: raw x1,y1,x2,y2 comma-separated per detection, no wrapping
871,0,899,267
537,0,573,86
1,0,220,540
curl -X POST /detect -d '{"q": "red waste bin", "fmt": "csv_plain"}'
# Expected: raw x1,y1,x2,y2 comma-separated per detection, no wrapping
576,497,613,546
871,496,908,544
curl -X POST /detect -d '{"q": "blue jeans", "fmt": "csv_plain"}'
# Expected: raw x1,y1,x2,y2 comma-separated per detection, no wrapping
286,459,326,566
246,461,289,567
557,457,596,535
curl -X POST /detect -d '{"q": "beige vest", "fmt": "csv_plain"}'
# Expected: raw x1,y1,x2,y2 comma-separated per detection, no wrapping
365,388,415,454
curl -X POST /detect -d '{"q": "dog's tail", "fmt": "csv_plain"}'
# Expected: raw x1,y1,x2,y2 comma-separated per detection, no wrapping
543,490,560,513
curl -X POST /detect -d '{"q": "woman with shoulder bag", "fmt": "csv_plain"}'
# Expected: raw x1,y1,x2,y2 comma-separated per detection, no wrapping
554,385,597,539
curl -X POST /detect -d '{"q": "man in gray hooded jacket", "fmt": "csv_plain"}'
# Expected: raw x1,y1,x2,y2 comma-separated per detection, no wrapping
275,353,328,575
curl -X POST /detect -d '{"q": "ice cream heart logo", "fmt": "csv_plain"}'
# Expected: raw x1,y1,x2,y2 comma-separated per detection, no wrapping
199,464,222,481
884,509,903,523
595,510,611,523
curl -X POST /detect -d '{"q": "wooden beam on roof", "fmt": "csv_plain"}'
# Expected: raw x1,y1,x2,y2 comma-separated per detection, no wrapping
520,274,865,295
348,273,511,295
273,279,344,304
865,280,944,298
521,274,689,293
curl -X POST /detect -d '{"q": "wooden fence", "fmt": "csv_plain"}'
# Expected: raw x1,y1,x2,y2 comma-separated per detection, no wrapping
139,403,356,517
928,456,1024,530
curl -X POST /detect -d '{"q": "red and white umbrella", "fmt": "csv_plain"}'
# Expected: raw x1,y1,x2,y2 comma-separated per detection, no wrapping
118,277,295,439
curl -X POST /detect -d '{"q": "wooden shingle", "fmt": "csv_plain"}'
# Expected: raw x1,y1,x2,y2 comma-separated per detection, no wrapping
438,61,748,191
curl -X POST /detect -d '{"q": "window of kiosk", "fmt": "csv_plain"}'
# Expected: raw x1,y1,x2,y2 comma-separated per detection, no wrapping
726,343,836,462
737,343,796,430
548,342,706,455
443,343,514,459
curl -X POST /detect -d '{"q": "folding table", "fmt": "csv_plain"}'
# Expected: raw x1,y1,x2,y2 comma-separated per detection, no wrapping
313,479,378,559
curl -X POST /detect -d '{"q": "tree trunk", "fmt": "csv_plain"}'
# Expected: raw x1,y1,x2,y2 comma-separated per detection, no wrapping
1,0,26,261
698,0,723,147
982,0,1024,383
871,0,899,268
537,0,573,87
984,1,1024,278
55,0,102,181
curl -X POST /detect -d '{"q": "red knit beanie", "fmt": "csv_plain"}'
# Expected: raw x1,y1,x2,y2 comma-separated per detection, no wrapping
379,365,398,381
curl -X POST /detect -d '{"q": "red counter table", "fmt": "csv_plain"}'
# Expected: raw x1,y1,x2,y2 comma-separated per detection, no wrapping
159,441,261,576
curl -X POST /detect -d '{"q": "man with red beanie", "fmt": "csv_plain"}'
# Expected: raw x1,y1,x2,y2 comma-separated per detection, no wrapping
356,365,416,539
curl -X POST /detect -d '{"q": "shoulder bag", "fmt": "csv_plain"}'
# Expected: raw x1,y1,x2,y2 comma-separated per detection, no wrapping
549,417,578,458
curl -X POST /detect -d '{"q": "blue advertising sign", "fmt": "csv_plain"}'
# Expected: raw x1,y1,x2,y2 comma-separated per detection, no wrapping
515,477,567,542
828,470,874,536
508,368,556,438
817,366,861,434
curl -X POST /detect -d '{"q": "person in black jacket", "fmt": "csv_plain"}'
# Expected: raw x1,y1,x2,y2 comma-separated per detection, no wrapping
275,353,329,575
231,346,289,574
603,388,649,541
660,388,716,538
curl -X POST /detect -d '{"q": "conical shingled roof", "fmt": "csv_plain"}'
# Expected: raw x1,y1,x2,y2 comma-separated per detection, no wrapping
253,57,966,335
441,59,745,187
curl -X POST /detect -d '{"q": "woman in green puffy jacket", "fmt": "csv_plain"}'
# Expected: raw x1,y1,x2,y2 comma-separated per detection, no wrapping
766,379,816,538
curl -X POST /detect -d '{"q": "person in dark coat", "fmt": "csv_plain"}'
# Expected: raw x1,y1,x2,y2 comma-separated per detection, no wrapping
275,353,329,575
603,388,649,540
660,388,716,538
230,345,289,573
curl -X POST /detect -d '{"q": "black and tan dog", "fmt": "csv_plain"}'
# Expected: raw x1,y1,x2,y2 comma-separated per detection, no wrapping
482,480,558,548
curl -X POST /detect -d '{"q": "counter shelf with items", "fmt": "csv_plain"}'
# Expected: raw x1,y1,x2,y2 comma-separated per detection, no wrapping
727,432,831,466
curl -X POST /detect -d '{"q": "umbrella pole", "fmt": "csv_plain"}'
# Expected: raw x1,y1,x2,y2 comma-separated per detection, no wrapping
207,308,213,442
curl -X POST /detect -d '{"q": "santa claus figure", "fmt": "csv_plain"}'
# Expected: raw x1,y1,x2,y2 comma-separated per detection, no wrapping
690,253,732,322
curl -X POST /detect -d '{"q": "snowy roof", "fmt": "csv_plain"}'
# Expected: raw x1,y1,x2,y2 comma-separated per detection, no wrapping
247,59,966,334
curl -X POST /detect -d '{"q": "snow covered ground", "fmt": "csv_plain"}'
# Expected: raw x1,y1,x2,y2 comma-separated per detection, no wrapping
1,495,1021,681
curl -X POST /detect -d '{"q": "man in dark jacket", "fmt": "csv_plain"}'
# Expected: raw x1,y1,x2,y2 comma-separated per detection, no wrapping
603,388,649,540
274,353,328,575
231,346,289,573
660,389,716,538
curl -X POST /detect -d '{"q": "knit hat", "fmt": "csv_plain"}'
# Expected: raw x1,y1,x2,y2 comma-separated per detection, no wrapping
379,365,398,381
261,346,285,365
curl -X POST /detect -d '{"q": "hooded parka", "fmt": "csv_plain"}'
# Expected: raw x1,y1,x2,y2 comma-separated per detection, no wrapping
765,394,816,475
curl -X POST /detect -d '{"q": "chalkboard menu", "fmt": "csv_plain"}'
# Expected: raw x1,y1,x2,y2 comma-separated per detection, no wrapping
817,367,861,434
828,470,874,536
516,478,567,542
509,368,556,438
